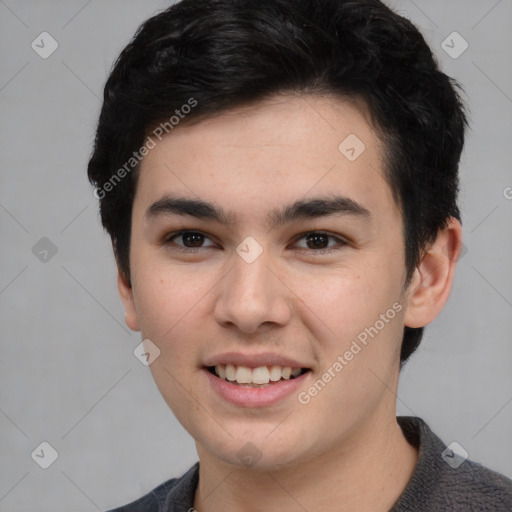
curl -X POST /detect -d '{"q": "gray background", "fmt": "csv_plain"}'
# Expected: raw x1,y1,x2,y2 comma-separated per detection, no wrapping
0,0,511,510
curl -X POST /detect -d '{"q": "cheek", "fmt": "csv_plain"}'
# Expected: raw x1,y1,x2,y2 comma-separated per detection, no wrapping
129,259,224,379
295,273,405,423
131,257,204,335
131,267,208,413
289,262,401,344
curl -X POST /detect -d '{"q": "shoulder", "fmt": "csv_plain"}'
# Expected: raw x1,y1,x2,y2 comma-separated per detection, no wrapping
105,462,199,512
394,416,512,511
441,456,512,509
106,478,178,512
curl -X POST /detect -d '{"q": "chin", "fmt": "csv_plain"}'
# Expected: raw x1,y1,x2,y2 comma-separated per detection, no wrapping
202,431,311,472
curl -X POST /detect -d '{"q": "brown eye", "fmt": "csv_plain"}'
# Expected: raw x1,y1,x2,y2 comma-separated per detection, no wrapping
305,232,329,249
167,231,214,249
182,232,204,247
293,231,348,252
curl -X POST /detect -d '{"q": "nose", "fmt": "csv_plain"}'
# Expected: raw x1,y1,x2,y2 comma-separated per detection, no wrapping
213,248,292,334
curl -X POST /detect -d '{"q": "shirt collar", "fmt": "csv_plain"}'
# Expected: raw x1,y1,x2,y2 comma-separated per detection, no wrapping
162,461,199,511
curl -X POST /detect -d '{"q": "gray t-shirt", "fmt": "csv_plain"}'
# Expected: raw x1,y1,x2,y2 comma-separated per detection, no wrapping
108,416,512,511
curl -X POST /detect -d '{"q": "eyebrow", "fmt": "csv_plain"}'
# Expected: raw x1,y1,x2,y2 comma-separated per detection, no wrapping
145,194,371,229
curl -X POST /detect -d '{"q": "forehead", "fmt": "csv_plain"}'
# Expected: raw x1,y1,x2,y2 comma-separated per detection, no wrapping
135,94,397,226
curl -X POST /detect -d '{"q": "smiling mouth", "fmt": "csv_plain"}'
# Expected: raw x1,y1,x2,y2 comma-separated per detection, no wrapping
206,364,311,387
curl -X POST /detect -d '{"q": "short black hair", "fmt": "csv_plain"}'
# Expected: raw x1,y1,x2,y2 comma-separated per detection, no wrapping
87,0,468,366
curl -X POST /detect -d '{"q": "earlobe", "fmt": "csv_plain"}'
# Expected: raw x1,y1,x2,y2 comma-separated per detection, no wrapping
403,217,463,328
117,268,140,332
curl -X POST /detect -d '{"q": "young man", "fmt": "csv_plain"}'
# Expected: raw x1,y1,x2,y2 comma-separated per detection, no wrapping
88,0,512,510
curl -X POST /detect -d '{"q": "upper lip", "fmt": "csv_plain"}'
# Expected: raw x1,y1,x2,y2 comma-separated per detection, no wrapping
203,352,310,369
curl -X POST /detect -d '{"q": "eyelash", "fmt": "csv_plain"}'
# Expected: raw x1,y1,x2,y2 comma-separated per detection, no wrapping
164,230,349,254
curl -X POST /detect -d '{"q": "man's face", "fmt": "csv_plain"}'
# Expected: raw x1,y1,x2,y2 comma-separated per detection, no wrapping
122,94,410,470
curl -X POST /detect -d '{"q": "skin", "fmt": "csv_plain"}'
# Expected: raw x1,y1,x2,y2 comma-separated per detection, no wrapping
118,93,463,511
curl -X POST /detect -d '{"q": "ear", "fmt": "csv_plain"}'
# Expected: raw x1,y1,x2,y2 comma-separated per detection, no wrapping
117,268,140,331
403,217,463,328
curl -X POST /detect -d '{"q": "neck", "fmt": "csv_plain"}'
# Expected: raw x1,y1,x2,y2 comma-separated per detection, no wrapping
193,408,418,512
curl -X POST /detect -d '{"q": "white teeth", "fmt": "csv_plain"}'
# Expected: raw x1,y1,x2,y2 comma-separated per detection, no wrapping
217,364,226,380
225,363,236,381
281,367,292,380
235,366,252,384
214,364,304,385
269,365,282,381
252,366,270,384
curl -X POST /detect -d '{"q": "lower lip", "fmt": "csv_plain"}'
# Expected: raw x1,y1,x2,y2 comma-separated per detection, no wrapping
202,368,310,408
